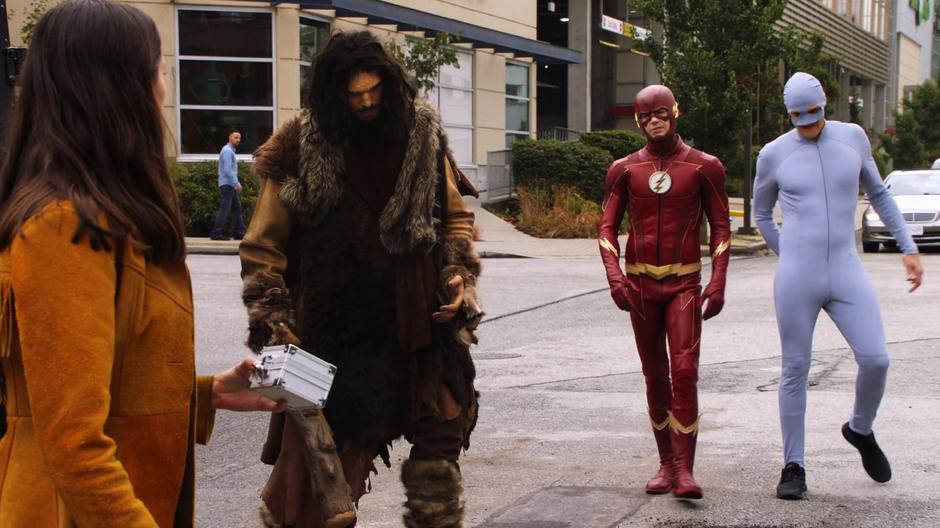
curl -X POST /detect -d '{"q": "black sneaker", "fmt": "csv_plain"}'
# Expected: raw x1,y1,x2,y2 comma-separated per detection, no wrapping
842,422,892,483
776,462,807,500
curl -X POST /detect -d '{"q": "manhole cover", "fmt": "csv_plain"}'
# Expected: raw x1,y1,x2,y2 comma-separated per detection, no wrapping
473,352,523,360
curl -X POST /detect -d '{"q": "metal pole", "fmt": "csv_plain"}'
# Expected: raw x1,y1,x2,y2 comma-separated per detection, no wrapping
738,106,757,235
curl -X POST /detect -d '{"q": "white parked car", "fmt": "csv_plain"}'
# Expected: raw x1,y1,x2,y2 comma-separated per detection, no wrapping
862,170,940,252
932,158,940,169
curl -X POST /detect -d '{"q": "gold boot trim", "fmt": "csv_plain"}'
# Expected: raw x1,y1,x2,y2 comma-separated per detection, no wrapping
668,412,700,435
650,414,670,431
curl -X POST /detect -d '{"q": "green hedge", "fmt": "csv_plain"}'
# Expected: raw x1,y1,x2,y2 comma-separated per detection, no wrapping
170,160,259,237
579,129,646,160
511,139,613,204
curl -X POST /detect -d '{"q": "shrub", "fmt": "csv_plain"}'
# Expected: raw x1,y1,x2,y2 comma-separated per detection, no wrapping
170,160,258,236
515,185,602,238
579,129,646,160
723,145,762,198
511,139,612,204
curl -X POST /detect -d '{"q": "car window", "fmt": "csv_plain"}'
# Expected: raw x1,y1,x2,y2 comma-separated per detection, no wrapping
885,172,940,195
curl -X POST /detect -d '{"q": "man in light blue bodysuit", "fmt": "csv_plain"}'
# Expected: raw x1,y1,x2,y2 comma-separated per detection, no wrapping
754,72,924,500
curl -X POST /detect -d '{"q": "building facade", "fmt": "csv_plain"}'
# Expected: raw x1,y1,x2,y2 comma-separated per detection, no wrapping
7,0,580,192
540,1,925,137
889,0,938,114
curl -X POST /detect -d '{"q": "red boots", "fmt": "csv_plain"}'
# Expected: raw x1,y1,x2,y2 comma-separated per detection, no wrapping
644,413,703,499
645,421,674,494
669,417,702,499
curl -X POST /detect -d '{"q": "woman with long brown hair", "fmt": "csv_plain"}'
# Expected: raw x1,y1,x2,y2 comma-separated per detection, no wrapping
0,1,282,526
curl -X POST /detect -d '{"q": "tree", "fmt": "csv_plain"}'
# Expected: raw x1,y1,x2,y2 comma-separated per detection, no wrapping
882,77,940,169
631,1,836,178
386,32,459,93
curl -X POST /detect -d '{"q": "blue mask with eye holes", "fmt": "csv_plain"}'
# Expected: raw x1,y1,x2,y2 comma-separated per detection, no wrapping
784,72,826,126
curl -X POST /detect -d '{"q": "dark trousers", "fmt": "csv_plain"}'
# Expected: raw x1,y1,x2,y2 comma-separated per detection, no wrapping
211,184,246,238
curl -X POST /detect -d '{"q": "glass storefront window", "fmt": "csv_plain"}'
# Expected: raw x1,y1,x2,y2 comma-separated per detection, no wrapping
506,62,530,145
427,50,474,165
438,87,473,127
506,63,530,98
178,11,272,58
446,127,473,164
300,17,331,103
506,99,529,133
177,8,274,157
179,109,273,155
179,61,273,107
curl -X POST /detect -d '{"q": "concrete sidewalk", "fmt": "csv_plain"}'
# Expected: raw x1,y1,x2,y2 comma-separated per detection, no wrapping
186,196,768,258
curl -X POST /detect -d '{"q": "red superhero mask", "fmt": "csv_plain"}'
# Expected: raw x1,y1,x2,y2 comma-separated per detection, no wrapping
634,85,680,155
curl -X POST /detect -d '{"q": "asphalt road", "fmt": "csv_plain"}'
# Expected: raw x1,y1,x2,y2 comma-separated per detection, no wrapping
190,249,939,528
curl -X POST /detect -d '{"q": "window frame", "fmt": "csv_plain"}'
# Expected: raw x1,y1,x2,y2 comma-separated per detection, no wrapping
429,49,475,166
505,60,531,145
175,6,277,161
299,13,332,101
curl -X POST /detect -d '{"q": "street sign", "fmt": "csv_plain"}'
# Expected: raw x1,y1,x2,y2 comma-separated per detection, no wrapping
630,24,651,40
601,15,624,35
601,14,650,41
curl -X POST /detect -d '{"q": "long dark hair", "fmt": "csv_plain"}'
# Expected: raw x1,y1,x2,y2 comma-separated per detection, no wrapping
0,0,185,263
305,31,417,146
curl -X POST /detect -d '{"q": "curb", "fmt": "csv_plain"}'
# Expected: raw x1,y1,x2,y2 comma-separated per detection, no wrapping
187,246,239,256
478,251,533,259
729,242,769,256
185,240,770,258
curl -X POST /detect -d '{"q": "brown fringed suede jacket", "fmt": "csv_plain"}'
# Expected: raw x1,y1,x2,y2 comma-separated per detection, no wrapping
0,202,215,528
240,100,481,457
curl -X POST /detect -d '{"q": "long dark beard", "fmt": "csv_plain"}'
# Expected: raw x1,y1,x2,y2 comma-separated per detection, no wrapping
351,113,383,148
350,106,408,150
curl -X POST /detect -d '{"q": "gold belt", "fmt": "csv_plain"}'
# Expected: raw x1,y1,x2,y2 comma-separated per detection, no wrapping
624,261,702,280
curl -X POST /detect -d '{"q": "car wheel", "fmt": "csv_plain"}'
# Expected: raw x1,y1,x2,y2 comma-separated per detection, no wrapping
862,241,880,253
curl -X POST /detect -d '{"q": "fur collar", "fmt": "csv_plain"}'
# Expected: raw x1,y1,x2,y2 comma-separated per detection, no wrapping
277,99,443,256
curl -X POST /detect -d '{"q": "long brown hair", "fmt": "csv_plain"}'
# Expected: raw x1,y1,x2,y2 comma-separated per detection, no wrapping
305,31,416,147
0,0,185,263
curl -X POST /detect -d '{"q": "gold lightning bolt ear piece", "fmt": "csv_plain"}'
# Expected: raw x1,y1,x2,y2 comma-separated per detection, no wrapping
673,102,680,119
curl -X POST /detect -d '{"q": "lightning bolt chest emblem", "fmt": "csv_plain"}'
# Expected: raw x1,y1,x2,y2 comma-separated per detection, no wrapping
648,170,673,194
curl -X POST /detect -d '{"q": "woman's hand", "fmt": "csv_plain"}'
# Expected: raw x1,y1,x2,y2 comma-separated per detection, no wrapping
212,357,286,412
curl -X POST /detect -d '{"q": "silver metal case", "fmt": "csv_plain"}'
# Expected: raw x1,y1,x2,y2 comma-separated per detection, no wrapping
249,344,336,410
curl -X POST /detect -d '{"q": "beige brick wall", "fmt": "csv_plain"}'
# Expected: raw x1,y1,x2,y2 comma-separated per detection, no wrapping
8,0,536,163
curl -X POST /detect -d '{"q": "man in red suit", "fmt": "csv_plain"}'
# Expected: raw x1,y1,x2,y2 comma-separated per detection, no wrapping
598,85,731,499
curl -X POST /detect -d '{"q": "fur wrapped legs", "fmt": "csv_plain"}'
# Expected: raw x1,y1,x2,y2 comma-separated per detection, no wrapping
401,459,464,528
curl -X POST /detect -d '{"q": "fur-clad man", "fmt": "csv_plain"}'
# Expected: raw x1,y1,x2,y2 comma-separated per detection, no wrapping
240,31,482,528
